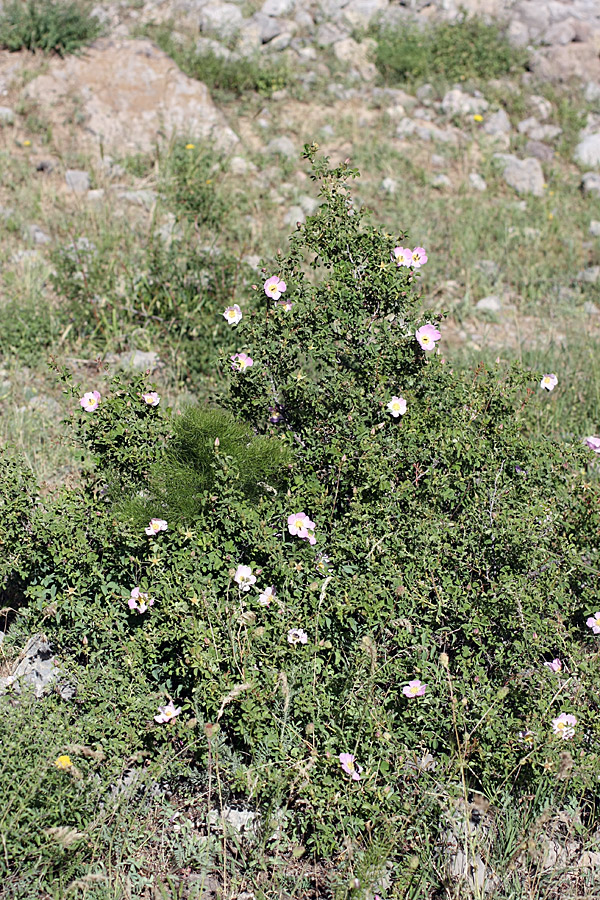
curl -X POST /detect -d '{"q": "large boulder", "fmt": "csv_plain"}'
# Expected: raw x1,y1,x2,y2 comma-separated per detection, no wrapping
495,154,545,197
574,133,600,168
24,39,238,155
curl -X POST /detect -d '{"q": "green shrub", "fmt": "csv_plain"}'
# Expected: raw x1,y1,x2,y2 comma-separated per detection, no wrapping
7,149,600,877
374,14,528,86
144,23,290,98
0,0,103,56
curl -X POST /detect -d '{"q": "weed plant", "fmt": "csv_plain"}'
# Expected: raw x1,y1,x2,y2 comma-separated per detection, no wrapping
0,0,103,56
374,14,528,86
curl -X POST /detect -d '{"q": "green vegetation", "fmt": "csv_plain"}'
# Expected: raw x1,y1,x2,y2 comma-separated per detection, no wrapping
143,23,290,98
374,15,528,86
0,0,103,56
2,152,600,897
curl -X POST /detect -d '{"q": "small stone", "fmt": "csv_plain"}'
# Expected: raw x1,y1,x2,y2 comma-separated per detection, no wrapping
430,154,445,168
315,22,347,47
117,189,157,208
483,108,511,136
199,3,244,41
261,0,294,15
476,295,502,313
65,169,90,193
36,159,54,173
589,220,600,236
0,106,14,124
283,205,305,226
251,12,285,44
195,36,232,59
542,19,577,46
87,188,105,202
584,301,599,315
230,156,249,175
0,634,62,698
381,177,397,195
415,83,434,105
266,136,296,159
118,349,160,372
28,224,51,244
468,172,487,192
577,267,600,284
574,133,600,168
529,95,553,120
431,173,451,188
582,172,600,195
298,194,319,215
585,82,600,103
525,140,554,162
441,88,487,116
498,156,545,197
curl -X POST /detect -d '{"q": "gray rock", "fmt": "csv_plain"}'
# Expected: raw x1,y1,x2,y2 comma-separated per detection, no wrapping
261,0,294,15
0,634,61,698
575,133,600,168
585,82,600,103
381,176,397,195
0,106,14,124
118,349,161,372
469,172,487,192
582,172,600,195
507,19,529,47
195,36,232,59
431,173,451,188
589,220,600,236
441,88,488,116
267,136,296,158
208,806,258,833
229,156,250,175
476,295,502,313
483,109,511,136
28,224,51,244
298,194,320,215
283,205,306,225
87,188,105,202
251,12,285,43
199,3,244,40
529,94,553,120
542,18,577,45
577,267,600,283
117,189,157,208
525,140,554,162
518,118,561,141
584,301,599,315
65,169,90,193
268,31,292,50
415,83,434,105
498,155,545,197
315,22,347,46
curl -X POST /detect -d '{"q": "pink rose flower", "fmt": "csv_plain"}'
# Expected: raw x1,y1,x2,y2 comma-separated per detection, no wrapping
387,396,407,418
586,612,600,634
403,679,427,698
145,518,167,536
79,390,101,412
552,713,577,740
287,512,316,545
231,352,254,372
415,323,441,352
544,658,562,673
128,587,154,613
154,701,181,724
392,246,412,267
287,628,308,645
142,391,160,406
540,374,558,392
584,436,600,454
411,247,428,268
223,304,242,326
264,275,287,300
339,752,362,781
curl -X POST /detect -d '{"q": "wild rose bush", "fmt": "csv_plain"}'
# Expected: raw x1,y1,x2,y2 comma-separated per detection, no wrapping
6,148,600,859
